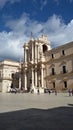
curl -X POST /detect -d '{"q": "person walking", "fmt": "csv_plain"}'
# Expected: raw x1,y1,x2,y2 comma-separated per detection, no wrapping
48,89,51,95
55,90,57,96
37,88,40,95
72,89,73,96
68,89,71,96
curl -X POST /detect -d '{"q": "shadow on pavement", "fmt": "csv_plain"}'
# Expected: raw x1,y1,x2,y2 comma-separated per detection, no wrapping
0,106,73,130
68,104,73,107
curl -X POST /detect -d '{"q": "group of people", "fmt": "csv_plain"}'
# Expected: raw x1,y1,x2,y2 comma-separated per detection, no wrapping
31,88,40,94
48,89,57,95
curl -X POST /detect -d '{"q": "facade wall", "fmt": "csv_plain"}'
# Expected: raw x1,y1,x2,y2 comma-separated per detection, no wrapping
0,60,20,93
2,80,12,93
45,42,73,91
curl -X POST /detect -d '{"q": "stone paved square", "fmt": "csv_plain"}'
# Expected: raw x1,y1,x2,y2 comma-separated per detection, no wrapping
0,93,73,129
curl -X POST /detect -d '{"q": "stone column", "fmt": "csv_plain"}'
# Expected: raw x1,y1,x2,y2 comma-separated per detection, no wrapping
41,65,44,88
24,71,27,90
31,68,34,89
35,43,37,63
35,68,37,87
38,45,40,62
19,74,21,90
24,48,26,63
24,48,28,63
32,42,34,62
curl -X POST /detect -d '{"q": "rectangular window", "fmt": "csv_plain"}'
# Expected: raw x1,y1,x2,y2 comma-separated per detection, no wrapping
64,81,67,88
53,82,55,88
52,54,54,59
62,50,65,55
52,68,55,75
63,66,66,73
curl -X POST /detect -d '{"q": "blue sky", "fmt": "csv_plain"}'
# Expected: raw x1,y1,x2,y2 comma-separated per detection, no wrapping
0,0,73,61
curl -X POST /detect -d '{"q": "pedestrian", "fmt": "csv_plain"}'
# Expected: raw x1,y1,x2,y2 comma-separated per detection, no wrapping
37,89,40,94
72,89,73,96
68,89,71,96
31,89,34,94
55,90,57,95
48,90,51,95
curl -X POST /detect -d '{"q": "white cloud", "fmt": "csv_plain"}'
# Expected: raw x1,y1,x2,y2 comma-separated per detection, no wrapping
0,31,24,61
0,0,21,8
0,13,73,61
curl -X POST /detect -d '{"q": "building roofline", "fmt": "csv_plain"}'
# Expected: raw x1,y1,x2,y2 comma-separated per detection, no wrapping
47,41,73,54
0,59,19,63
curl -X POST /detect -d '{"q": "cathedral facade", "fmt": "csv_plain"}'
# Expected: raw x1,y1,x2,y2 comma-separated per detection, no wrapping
23,34,51,93
23,34,73,93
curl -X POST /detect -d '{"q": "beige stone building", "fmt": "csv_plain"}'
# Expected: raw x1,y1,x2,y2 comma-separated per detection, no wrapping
0,59,20,92
23,35,73,93
45,41,73,92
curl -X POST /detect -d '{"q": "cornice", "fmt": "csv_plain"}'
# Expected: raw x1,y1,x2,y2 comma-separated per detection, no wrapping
46,41,73,54
46,53,73,64
45,71,73,80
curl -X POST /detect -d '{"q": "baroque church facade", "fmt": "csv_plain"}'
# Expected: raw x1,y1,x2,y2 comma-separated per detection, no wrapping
23,34,51,93
23,34,73,93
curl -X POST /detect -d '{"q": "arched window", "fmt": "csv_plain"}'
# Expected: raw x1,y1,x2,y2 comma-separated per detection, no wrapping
52,68,55,75
53,82,55,88
63,65,66,73
62,50,65,55
12,73,14,79
64,81,67,88
43,44,47,53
